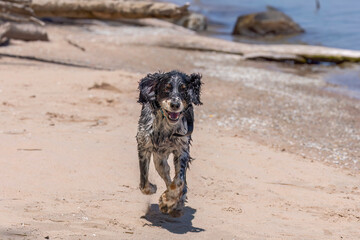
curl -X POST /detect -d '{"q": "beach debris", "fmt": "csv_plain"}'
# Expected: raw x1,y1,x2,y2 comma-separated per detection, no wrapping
155,34,360,64
31,0,190,20
90,119,107,127
2,129,27,135
243,52,307,64
0,0,42,25
88,82,122,93
66,38,86,52
232,6,304,37
0,0,48,43
118,18,194,34
222,206,243,214
17,148,42,151
171,12,207,31
0,22,48,41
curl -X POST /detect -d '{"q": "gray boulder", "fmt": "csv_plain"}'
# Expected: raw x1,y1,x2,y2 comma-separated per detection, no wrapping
232,6,304,37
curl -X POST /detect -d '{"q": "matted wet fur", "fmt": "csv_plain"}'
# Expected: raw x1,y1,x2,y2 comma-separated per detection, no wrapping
136,70,202,217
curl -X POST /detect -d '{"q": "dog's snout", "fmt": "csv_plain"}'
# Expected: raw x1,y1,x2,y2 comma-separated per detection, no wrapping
170,100,180,110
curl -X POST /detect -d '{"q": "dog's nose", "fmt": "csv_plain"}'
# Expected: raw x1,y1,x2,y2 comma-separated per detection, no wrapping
170,101,180,110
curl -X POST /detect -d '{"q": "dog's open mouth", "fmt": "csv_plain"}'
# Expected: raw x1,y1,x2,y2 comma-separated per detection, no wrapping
165,110,181,122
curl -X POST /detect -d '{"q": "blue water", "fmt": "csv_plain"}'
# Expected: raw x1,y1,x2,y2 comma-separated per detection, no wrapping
166,0,360,99
170,0,360,51
325,67,360,99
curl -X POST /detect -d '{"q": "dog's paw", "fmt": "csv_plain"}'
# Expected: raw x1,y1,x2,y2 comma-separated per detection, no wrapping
159,180,185,217
139,182,157,195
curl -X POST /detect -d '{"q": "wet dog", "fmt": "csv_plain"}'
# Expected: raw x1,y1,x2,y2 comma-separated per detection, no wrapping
136,70,202,217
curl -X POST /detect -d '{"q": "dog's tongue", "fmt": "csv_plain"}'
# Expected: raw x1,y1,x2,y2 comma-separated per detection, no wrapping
169,112,180,120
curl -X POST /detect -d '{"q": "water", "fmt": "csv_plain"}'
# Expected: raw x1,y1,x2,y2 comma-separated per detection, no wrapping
166,0,360,99
170,0,360,51
325,66,360,99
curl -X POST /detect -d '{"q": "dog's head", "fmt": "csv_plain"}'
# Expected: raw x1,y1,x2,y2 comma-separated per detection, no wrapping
138,70,202,124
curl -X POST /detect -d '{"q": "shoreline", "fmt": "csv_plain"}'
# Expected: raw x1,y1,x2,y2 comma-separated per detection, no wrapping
1,19,359,171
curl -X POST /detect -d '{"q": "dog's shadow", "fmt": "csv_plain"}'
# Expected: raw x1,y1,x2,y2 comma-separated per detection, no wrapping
141,204,205,234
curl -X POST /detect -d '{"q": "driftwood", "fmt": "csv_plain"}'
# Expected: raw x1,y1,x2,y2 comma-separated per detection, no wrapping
0,52,113,70
66,38,86,51
0,0,47,42
31,0,190,19
0,22,48,41
0,0,34,16
117,18,194,34
243,52,307,64
153,35,360,64
0,0,44,25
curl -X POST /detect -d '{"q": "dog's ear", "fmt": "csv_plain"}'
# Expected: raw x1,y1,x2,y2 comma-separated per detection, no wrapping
138,73,162,104
188,73,203,105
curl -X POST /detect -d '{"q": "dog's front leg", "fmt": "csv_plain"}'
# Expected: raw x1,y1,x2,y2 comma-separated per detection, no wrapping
159,149,189,217
138,148,157,195
153,152,172,188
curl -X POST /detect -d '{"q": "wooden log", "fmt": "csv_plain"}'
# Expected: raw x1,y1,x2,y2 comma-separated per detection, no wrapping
118,18,194,34
0,1,34,16
2,0,31,4
0,0,47,43
31,0,189,19
0,12,44,25
154,35,360,64
0,22,48,41
243,52,307,64
0,11,30,22
0,21,10,39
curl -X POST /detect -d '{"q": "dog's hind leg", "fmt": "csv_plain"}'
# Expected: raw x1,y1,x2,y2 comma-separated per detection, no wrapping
159,150,189,217
138,149,157,195
153,152,172,188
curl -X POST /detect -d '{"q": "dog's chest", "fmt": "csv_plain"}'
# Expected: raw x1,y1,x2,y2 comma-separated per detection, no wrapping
151,132,181,151
138,108,188,152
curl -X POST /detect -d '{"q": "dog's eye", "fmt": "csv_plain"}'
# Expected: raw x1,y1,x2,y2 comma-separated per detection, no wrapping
179,84,186,91
165,84,172,92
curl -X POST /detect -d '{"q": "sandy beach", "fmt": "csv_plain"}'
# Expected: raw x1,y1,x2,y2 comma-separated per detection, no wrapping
0,20,360,239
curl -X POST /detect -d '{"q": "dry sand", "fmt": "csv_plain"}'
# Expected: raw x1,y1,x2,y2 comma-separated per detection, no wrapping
0,21,360,239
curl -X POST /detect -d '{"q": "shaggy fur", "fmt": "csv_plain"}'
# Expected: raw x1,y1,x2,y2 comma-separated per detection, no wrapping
136,70,202,217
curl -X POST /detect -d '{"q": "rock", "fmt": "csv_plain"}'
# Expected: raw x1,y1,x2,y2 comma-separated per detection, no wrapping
173,12,207,31
232,6,304,37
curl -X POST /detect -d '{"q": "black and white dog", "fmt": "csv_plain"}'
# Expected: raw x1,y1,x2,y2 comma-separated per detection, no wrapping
136,70,202,217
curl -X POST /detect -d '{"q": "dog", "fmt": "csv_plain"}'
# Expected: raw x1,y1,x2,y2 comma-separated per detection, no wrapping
136,70,202,217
